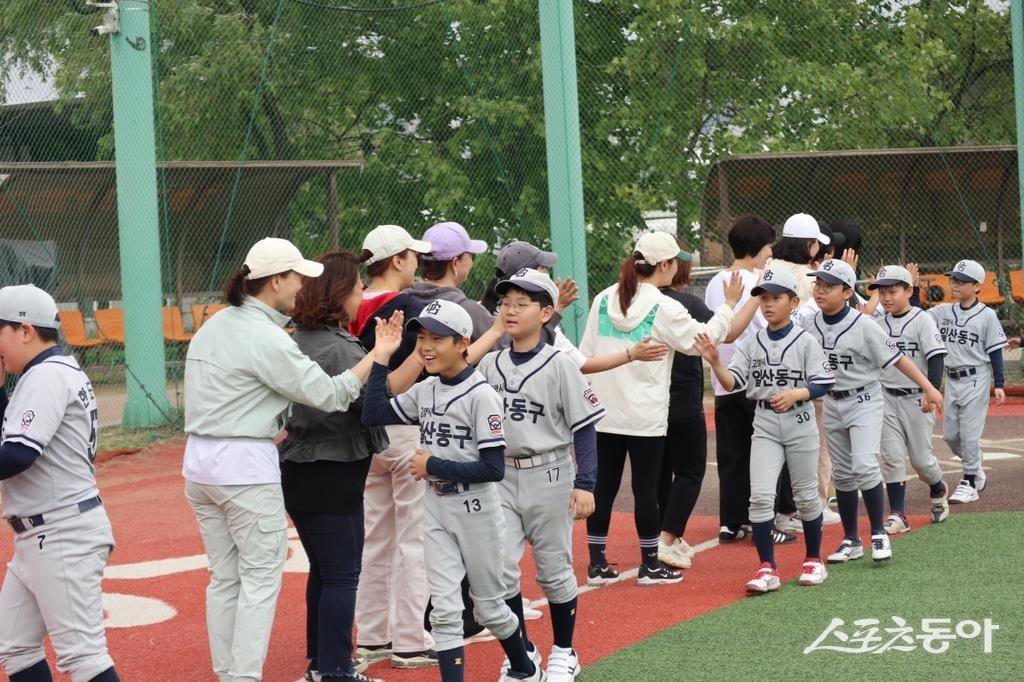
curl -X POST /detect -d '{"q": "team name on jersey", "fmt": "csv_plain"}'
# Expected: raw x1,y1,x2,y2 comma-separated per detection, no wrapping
750,366,805,388
500,394,546,424
420,420,473,448
826,352,855,371
938,325,981,348
892,340,921,356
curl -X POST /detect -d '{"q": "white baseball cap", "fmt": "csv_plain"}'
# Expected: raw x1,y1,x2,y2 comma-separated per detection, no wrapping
948,259,985,284
868,265,914,289
0,284,61,329
809,258,856,288
406,299,473,339
751,268,799,297
783,213,830,245
634,231,680,265
244,238,324,279
494,268,560,307
361,224,432,265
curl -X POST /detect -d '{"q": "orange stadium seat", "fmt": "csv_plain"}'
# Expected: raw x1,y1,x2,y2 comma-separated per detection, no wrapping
191,303,226,328
1009,270,1024,304
58,310,105,350
94,308,126,345
978,272,1005,306
917,274,953,306
163,307,194,343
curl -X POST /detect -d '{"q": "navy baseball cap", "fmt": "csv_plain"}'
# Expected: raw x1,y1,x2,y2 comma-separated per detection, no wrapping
809,259,856,288
751,268,799,297
406,299,473,339
868,265,913,289
948,259,985,284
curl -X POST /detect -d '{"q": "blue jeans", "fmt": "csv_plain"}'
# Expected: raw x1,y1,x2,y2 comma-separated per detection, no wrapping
289,509,364,676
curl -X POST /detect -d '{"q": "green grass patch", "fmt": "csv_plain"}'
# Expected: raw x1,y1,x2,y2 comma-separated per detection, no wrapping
586,512,1023,680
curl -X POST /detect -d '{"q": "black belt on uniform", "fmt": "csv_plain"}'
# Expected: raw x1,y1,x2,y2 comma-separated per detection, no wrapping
884,387,924,397
946,367,977,380
429,480,472,496
827,385,869,400
755,400,807,411
7,496,102,534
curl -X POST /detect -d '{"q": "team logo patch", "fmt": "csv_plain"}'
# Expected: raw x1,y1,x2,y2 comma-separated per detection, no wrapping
583,387,600,407
823,260,834,271
935,334,943,345
425,301,442,315
487,414,503,436
20,410,35,431
515,268,529,277
762,270,774,281
877,267,887,279
885,338,898,350
956,261,967,271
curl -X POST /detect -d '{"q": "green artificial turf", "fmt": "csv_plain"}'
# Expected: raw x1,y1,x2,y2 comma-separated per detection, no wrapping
586,512,1023,681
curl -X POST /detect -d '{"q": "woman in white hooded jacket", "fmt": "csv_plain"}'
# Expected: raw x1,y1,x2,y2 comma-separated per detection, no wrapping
579,231,752,585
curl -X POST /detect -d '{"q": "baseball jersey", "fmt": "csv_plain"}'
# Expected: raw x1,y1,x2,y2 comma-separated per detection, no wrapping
928,301,1007,368
877,309,946,389
1,349,99,518
476,344,605,458
726,325,835,402
800,309,902,391
390,368,506,478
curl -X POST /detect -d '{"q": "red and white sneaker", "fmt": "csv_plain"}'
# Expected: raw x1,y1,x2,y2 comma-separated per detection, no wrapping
798,559,828,586
745,562,781,594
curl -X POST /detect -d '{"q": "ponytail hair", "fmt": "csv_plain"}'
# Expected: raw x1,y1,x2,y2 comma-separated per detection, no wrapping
479,266,505,314
224,265,274,306
617,253,657,312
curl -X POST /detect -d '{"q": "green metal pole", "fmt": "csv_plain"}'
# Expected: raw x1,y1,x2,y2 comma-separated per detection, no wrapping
109,0,171,426
1013,0,1024,267
539,0,589,343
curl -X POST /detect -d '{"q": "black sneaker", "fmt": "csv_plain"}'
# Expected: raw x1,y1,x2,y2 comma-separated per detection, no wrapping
320,673,382,682
637,564,683,586
586,563,620,586
719,524,748,542
391,649,438,669
354,643,391,664
768,527,798,544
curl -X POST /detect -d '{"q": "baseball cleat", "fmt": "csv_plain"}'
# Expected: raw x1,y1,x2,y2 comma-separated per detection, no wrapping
500,642,543,677
718,525,748,542
884,513,910,534
931,489,950,523
775,512,803,534
586,563,620,586
354,643,391,664
637,564,683,586
745,563,781,594
871,533,892,562
391,649,438,669
827,538,864,564
499,660,547,681
658,540,692,569
798,559,828,586
769,527,798,544
545,645,581,681
822,508,842,526
949,480,980,504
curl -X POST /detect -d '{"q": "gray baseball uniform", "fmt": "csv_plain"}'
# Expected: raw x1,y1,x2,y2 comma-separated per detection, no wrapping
728,324,834,523
477,344,605,605
877,309,946,486
929,302,1008,476
801,309,903,492
390,370,520,652
0,349,115,681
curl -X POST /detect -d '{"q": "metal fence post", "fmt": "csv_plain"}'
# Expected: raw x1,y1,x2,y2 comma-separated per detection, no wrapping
539,0,589,343
109,0,172,426
1012,0,1024,266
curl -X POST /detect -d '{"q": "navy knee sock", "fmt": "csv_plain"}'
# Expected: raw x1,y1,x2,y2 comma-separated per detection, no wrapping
498,631,536,677
751,520,776,568
505,593,532,648
965,474,977,488
930,479,947,496
802,513,823,560
550,597,578,649
88,669,120,682
438,647,466,682
836,489,860,541
11,660,52,682
886,481,906,515
862,483,887,535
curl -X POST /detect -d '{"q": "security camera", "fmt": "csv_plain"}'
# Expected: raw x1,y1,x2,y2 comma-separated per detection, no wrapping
89,8,119,36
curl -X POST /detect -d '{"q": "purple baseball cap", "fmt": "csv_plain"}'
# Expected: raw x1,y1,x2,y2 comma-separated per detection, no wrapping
421,222,488,261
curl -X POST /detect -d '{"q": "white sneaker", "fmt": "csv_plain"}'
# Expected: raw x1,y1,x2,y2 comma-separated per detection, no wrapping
745,563,781,594
798,559,828,586
523,603,543,621
949,479,980,504
658,540,692,569
976,469,987,492
465,627,494,643
822,508,842,526
499,662,547,682
931,486,950,523
775,512,803,534
499,642,543,677
545,645,581,681
674,537,696,557
827,538,864,564
871,533,892,562
884,513,910,534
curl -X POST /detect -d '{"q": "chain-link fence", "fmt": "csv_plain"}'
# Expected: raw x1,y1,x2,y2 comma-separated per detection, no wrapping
1,0,1021,426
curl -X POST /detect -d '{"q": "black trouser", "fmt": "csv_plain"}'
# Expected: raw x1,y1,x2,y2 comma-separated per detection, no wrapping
424,578,482,637
290,507,364,677
657,416,707,536
587,432,666,539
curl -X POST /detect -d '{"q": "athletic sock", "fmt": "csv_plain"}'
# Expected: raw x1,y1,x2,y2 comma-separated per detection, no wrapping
437,647,466,682
965,474,977,488
498,632,536,677
639,536,660,569
751,521,776,568
10,660,52,682
587,535,607,566
930,479,947,496
87,669,120,682
862,483,887,535
549,597,578,649
504,593,531,647
886,481,906,516
802,513,823,560
835,489,860,541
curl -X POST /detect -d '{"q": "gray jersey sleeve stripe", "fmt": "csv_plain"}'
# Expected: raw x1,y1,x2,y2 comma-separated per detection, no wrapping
390,397,415,424
3,433,46,452
729,368,746,387
925,347,948,359
985,341,1009,352
882,350,903,369
478,437,506,447
570,409,606,433
808,375,836,384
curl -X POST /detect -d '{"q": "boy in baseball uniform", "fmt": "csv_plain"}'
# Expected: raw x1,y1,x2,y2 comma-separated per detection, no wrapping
800,260,943,565
928,259,1008,504
869,266,950,531
696,268,835,593
476,269,603,681
362,300,543,682
0,285,119,682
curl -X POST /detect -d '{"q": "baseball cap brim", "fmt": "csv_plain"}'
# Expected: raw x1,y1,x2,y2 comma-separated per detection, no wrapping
751,283,795,297
292,260,325,278
867,277,910,290
536,251,558,268
494,279,550,299
466,239,488,255
809,271,848,286
948,271,980,283
408,238,432,254
406,316,463,338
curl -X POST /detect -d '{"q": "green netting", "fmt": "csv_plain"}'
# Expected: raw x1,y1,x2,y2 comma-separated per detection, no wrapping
0,0,1022,426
